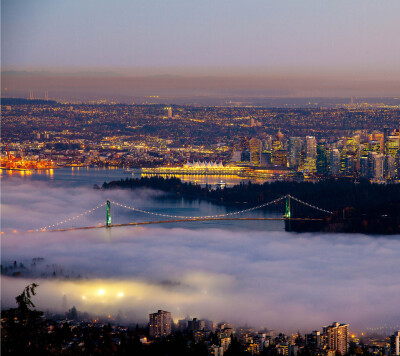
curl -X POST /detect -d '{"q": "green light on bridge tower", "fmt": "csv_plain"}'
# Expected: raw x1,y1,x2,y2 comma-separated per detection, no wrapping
284,195,291,219
284,195,291,232
106,200,111,227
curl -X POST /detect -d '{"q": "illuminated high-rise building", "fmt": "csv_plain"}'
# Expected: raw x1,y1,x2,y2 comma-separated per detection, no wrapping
360,157,369,178
323,322,349,355
344,155,355,175
384,155,396,179
390,331,400,356
330,149,340,175
249,138,261,166
149,310,172,339
369,140,381,154
272,149,287,167
316,144,328,175
272,139,282,151
306,136,317,160
367,151,385,179
396,150,400,178
260,150,272,166
288,137,302,169
345,135,360,153
383,127,390,154
387,136,400,157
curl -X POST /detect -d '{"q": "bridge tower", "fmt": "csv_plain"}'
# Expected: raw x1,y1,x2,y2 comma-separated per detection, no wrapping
284,195,291,231
284,195,291,219
106,200,112,227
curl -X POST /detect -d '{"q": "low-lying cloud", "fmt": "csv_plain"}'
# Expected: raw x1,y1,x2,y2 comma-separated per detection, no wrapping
1,176,400,333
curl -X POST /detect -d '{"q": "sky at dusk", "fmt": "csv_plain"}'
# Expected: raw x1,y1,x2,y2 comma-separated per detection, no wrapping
2,0,400,76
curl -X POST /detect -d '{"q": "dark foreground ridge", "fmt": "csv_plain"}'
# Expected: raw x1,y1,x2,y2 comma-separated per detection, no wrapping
102,177,400,234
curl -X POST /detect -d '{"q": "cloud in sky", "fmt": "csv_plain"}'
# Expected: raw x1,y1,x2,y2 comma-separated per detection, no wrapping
1,176,400,332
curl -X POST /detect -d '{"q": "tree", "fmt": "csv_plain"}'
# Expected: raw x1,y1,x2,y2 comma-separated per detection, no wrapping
1,283,47,355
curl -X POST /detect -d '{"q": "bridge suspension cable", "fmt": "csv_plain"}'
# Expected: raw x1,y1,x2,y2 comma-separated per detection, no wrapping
36,202,107,232
288,195,333,215
29,194,332,234
110,196,287,220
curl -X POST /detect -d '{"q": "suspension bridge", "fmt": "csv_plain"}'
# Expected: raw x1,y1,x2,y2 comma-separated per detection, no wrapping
13,194,333,234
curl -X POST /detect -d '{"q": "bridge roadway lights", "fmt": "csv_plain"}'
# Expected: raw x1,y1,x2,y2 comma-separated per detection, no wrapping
106,200,111,227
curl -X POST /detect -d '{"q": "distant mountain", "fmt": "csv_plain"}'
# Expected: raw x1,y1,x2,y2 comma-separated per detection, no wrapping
1,70,124,77
1,98,57,105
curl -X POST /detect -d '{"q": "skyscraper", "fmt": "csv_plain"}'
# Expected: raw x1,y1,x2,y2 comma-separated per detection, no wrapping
316,144,328,175
390,331,400,356
330,149,341,175
249,138,261,166
306,136,317,160
149,310,172,339
288,137,302,170
322,322,349,355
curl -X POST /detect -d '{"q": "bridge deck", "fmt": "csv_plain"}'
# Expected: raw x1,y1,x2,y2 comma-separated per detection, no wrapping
34,217,323,233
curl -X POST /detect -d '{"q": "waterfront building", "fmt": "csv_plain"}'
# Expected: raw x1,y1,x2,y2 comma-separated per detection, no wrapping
260,150,272,166
241,149,251,162
272,149,288,167
231,150,242,162
149,310,172,339
322,322,349,355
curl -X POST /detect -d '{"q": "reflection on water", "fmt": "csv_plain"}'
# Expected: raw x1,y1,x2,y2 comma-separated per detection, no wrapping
1,167,258,187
